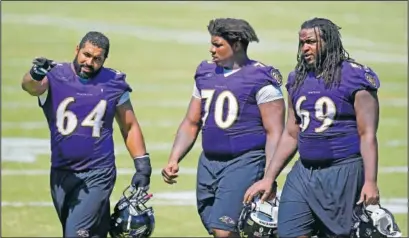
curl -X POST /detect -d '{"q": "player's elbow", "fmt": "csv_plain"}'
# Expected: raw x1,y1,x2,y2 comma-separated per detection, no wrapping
359,131,377,143
286,125,299,141
265,125,284,140
180,116,201,135
21,83,42,96
21,78,46,96
184,117,201,129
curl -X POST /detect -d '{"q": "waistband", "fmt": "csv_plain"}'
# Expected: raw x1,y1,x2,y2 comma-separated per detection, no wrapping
300,153,362,170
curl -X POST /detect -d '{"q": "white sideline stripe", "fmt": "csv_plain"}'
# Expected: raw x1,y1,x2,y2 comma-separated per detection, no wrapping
1,100,189,109
2,84,194,93
1,137,202,163
2,166,407,176
3,82,406,94
1,13,406,64
2,190,407,214
3,117,405,130
1,136,406,163
2,98,407,109
2,120,181,129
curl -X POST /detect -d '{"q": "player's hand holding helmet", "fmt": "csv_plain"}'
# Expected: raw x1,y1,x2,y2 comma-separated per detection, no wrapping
132,154,152,192
30,57,57,81
351,203,402,238
109,185,155,238
238,195,279,238
243,178,278,204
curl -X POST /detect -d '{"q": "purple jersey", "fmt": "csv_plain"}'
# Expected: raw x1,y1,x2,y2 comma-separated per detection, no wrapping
194,60,282,158
39,63,131,170
286,60,380,161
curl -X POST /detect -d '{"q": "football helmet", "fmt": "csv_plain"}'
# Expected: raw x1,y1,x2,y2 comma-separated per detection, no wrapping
351,204,402,238
237,196,279,238
109,185,155,238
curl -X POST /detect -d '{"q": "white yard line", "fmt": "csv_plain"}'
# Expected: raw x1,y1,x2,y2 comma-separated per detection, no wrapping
2,13,406,64
1,135,406,163
2,98,408,109
2,116,406,130
1,120,181,129
2,166,407,176
1,190,407,214
0,137,202,163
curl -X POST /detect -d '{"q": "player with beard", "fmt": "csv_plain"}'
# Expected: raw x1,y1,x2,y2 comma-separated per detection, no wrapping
244,18,381,237
21,31,152,237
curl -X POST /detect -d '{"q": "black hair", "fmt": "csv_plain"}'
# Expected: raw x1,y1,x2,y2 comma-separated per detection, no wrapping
207,18,259,51
293,17,351,89
79,31,110,58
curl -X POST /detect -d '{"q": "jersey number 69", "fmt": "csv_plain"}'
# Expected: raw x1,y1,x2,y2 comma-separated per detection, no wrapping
295,96,337,133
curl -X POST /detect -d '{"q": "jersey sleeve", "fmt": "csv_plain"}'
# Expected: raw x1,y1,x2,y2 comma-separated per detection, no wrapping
116,91,130,106
255,84,284,104
343,61,380,98
193,60,208,81
192,82,201,99
255,64,283,88
110,69,132,93
285,71,296,94
251,62,284,102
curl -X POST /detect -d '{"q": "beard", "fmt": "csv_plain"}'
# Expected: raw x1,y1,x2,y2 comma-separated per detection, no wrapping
73,54,100,79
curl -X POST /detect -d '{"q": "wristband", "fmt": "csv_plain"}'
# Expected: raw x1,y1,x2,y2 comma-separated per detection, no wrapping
29,67,46,81
133,153,152,176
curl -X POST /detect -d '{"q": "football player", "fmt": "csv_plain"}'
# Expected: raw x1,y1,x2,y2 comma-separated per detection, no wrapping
21,31,152,237
162,18,285,237
244,17,383,237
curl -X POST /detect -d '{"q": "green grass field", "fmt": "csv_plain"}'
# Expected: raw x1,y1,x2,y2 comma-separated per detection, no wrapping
1,1,407,237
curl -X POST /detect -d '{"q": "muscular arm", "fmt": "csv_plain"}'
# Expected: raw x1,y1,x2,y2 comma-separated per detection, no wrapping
168,96,202,164
259,98,285,171
264,94,300,181
355,90,379,183
115,100,147,158
21,72,49,96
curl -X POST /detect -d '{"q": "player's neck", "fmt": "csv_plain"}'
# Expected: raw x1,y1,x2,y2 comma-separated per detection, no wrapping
224,54,250,70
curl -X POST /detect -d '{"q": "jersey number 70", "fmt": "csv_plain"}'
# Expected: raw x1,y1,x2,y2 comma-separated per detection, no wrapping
201,89,239,129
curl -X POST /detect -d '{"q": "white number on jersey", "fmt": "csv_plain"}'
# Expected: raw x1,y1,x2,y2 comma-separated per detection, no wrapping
295,96,337,133
56,97,108,137
201,89,239,129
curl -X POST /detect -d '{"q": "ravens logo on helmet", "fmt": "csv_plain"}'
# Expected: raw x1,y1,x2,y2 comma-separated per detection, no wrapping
237,196,279,238
109,185,155,238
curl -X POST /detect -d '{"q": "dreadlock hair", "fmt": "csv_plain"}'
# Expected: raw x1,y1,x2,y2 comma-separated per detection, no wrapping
293,17,351,90
207,18,259,51
79,31,110,58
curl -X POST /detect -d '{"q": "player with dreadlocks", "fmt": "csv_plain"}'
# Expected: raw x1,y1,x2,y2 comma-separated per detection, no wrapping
244,17,382,237
162,18,285,237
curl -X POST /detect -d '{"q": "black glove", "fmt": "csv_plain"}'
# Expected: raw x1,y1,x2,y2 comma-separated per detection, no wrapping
131,154,152,192
29,57,57,81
